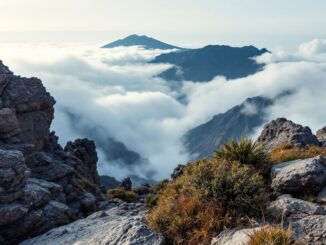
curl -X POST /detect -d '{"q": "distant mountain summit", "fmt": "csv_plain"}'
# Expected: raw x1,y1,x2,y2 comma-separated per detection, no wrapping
102,34,184,50
152,45,269,82
184,96,273,159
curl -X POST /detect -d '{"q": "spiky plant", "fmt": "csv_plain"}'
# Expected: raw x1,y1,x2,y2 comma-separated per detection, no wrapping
214,139,267,168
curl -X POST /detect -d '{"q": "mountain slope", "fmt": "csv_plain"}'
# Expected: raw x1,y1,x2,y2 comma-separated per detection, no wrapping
102,34,184,50
184,96,273,159
151,45,269,82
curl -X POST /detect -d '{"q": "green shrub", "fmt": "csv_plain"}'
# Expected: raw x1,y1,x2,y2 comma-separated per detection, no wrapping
147,158,268,244
189,159,268,217
215,139,268,168
247,225,298,245
145,179,169,208
107,188,139,203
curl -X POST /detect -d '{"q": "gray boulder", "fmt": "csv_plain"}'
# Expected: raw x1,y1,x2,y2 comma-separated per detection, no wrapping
268,195,326,219
21,202,163,245
291,215,326,244
256,118,320,151
211,227,261,245
271,156,326,194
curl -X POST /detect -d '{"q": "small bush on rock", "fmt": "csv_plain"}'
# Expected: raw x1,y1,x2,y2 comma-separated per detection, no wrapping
147,158,268,244
107,188,138,203
247,225,298,245
215,139,267,168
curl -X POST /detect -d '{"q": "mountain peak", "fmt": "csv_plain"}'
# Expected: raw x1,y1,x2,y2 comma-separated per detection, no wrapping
101,34,184,50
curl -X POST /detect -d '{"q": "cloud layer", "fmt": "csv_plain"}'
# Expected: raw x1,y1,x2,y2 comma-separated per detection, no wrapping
0,39,325,181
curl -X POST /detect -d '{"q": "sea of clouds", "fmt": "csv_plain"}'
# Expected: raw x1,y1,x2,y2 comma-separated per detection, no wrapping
0,39,325,181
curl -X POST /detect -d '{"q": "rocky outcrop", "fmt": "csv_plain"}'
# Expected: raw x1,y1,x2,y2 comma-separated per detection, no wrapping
268,195,326,219
119,177,132,191
0,60,102,244
211,228,261,245
171,164,185,179
317,126,326,146
271,156,326,194
21,199,164,245
256,118,320,151
268,195,326,244
64,139,100,186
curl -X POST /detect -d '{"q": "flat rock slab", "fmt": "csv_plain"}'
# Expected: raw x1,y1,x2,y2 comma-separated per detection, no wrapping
21,202,163,245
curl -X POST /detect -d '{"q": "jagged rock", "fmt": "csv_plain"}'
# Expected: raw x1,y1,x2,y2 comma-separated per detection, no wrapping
291,215,326,244
271,156,326,194
0,149,29,193
317,127,326,146
171,164,185,179
21,179,62,209
119,177,132,191
0,61,102,244
211,227,261,245
64,139,100,185
0,108,21,139
1,74,55,150
21,202,164,245
0,204,28,226
268,195,326,219
39,201,70,233
134,183,152,196
256,118,320,151
26,152,74,181
317,186,326,204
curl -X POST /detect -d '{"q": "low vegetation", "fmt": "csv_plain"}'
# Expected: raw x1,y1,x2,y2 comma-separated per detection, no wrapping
247,225,298,245
107,188,139,203
146,139,325,244
270,143,326,164
147,157,268,244
215,139,268,168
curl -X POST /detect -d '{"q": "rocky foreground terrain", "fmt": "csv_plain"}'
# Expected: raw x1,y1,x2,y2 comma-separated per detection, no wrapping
1,60,326,244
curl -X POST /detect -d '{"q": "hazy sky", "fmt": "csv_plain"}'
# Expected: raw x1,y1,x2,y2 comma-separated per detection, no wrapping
1,0,325,49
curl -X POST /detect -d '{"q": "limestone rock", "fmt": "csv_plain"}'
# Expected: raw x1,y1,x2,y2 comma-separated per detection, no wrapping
21,202,163,245
271,156,326,194
291,215,326,244
211,227,263,245
256,118,320,151
268,195,326,219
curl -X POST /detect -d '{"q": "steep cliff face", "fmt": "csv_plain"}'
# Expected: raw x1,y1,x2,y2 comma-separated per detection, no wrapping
0,61,102,244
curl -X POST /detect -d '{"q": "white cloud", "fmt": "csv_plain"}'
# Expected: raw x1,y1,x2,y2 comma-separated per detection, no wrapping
0,39,325,181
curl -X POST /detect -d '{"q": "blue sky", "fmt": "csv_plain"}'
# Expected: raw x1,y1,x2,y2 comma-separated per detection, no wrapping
0,0,325,49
